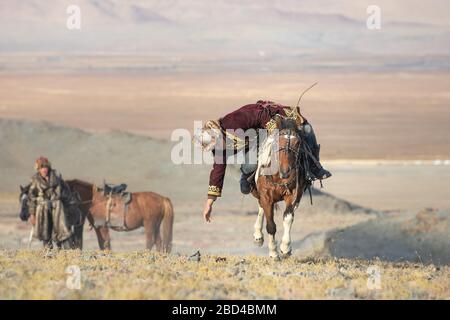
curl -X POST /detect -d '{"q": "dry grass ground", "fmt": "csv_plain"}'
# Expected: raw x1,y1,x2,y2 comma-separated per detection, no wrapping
0,250,448,300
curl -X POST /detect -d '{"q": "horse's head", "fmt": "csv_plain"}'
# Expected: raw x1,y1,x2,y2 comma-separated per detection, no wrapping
19,184,30,221
90,185,107,219
276,116,301,179
91,184,106,201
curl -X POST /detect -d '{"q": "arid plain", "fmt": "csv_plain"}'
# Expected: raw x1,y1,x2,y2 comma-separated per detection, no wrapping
1,68,450,210
1,65,450,299
1,0,450,300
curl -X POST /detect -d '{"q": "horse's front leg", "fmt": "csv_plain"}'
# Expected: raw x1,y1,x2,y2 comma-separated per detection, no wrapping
280,203,294,258
253,206,264,246
261,201,279,259
98,226,112,250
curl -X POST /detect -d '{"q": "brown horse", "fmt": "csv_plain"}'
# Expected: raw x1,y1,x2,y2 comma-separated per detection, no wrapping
251,115,307,259
88,184,174,252
65,179,110,250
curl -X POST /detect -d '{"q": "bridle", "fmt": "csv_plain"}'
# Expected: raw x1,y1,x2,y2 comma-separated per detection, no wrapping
266,126,302,195
277,128,301,179
20,192,28,204
269,125,308,209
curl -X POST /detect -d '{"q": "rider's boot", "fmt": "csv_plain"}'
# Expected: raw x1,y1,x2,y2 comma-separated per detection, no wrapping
240,170,253,195
311,144,332,180
303,124,332,180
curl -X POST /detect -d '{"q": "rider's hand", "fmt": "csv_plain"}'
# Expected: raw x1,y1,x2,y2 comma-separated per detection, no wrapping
28,214,36,226
203,197,216,222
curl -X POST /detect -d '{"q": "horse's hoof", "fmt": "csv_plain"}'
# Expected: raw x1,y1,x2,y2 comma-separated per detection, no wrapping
253,237,264,247
270,255,281,261
280,249,292,259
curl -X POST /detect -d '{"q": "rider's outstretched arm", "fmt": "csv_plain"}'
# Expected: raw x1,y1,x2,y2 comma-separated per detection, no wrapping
203,151,227,222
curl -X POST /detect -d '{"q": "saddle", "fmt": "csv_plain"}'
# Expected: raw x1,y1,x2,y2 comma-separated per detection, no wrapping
101,183,132,205
103,183,127,195
99,182,132,230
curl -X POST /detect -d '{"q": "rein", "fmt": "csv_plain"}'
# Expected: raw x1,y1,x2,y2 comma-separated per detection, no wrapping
78,200,93,205
269,128,301,196
268,126,316,207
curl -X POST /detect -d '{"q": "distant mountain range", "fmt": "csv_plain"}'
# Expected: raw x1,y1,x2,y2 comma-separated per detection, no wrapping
1,0,449,53
1,1,449,71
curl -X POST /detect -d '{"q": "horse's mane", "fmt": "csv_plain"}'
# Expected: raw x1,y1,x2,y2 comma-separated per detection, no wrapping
280,117,298,131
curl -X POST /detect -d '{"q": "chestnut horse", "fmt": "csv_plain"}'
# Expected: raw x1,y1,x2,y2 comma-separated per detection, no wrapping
88,184,174,252
64,179,109,250
251,116,307,259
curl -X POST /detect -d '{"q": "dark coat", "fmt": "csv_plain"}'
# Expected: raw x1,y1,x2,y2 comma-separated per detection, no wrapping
27,170,72,242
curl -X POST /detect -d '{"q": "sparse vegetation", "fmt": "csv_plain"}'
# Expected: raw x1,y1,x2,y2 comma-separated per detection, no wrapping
0,250,448,300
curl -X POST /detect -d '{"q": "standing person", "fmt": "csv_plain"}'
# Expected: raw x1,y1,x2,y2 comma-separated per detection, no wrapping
27,157,73,249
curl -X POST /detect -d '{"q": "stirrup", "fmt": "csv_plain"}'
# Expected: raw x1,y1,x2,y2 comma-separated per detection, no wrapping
240,177,252,194
240,172,254,195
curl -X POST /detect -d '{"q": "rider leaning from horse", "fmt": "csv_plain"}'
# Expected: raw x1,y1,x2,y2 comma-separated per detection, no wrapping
195,99,331,222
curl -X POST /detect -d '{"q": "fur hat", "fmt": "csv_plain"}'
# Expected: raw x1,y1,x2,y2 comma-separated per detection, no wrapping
35,156,52,171
192,120,222,151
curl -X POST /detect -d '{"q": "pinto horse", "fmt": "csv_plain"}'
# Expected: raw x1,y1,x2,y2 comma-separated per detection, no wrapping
251,115,307,259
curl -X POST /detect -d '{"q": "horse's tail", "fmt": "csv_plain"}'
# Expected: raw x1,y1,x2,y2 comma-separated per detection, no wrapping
161,197,174,253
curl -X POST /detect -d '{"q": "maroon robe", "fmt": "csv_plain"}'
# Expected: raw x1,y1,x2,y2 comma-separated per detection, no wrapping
207,100,297,197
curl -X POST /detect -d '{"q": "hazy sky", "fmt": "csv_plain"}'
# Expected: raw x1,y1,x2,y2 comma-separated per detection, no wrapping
1,1,449,57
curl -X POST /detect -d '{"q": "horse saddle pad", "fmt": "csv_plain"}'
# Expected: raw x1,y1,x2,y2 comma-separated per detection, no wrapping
107,204,126,228
102,192,132,229
110,192,132,226
121,192,132,205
